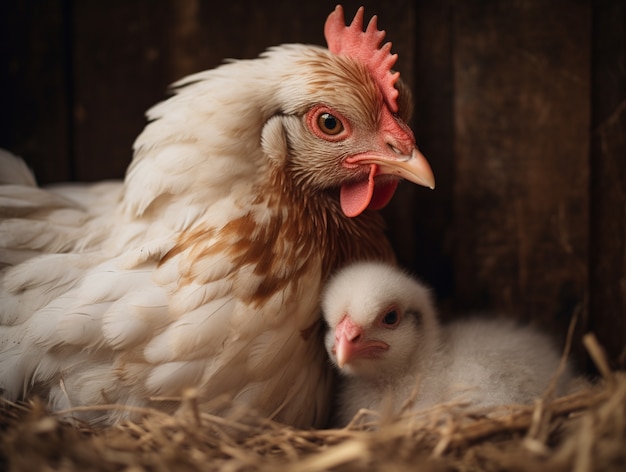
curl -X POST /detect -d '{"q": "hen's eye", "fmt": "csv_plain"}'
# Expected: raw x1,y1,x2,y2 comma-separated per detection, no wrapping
317,113,344,135
305,105,350,142
382,310,399,326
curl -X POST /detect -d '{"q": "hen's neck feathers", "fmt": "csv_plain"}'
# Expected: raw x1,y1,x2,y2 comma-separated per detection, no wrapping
159,163,394,303
124,44,367,217
124,44,396,283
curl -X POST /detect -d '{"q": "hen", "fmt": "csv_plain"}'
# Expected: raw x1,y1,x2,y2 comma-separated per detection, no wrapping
322,262,577,426
0,6,434,428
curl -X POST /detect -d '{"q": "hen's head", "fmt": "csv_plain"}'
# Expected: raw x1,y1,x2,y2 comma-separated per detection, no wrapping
262,6,434,217
322,262,440,380
127,6,433,220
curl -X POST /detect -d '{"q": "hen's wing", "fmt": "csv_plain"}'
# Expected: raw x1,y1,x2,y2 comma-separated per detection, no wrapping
0,150,332,427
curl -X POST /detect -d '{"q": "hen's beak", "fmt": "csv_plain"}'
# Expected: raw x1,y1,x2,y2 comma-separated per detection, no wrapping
347,147,435,190
380,147,435,190
340,147,435,217
339,111,435,217
333,316,389,368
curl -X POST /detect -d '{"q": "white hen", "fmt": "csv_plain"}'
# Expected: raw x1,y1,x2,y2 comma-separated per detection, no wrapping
0,6,435,428
322,261,576,425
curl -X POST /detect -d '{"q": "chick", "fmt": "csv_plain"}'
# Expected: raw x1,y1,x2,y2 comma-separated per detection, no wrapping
322,261,577,425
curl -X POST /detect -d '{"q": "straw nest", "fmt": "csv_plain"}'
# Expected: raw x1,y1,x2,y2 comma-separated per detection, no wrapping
1,334,624,472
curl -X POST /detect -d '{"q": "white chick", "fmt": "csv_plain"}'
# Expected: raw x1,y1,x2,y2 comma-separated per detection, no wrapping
322,261,576,425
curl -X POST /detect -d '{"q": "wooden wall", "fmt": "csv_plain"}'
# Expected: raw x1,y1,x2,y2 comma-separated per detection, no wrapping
589,0,626,370
1,0,624,370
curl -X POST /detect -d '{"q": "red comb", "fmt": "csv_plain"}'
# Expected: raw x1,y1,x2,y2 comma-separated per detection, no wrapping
324,5,400,113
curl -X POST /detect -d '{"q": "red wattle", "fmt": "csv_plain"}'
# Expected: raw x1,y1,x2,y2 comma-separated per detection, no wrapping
368,179,399,210
340,165,377,217
340,165,399,217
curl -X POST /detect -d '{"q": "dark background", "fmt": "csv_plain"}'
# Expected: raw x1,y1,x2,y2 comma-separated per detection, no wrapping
1,0,624,372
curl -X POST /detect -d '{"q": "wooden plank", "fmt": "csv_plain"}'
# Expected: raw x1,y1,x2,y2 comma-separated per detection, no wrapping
589,0,626,367
72,1,172,181
452,1,591,349
70,0,414,182
383,0,456,316
0,0,70,184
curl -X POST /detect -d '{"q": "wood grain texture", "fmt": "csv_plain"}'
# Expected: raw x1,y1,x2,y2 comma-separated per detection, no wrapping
589,0,626,368
451,1,591,346
3,1,415,183
383,0,455,316
72,1,172,181
0,0,71,184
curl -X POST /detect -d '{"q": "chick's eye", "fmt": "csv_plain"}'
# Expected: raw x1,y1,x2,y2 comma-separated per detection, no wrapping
317,112,344,135
382,310,399,326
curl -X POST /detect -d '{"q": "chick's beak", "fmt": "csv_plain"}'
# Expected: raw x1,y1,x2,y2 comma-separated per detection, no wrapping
333,316,389,368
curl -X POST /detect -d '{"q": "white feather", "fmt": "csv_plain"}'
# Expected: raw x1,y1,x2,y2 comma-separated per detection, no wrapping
28,300,107,349
1,254,88,324
0,325,37,398
0,150,37,186
169,280,233,317
102,287,169,349
145,359,207,396
143,296,235,363
116,238,175,270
